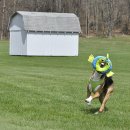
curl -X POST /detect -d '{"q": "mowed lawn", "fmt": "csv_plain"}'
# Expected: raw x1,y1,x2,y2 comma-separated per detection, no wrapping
0,37,130,130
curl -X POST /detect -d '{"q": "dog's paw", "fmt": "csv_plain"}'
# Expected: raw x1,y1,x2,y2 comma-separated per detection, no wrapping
86,102,91,105
85,99,92,105
85,96,92,103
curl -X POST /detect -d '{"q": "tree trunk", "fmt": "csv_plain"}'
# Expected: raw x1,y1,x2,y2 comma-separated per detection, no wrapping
107,0,114,38
95,0,99,36
13,0,17,12
85,0,89,36
1,0,5,40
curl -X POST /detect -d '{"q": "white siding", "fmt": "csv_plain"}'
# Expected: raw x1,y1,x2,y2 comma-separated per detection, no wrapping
27,32,51,56
10,30,27,55
51,33,79,56
21,30,27,55
27,32,79,56
9,14,27,55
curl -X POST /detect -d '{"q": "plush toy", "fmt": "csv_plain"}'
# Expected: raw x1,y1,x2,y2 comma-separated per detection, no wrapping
88,53,114,77
86,53,114,94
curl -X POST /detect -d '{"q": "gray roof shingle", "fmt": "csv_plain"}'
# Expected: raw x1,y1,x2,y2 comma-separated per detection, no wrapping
11,11,81,33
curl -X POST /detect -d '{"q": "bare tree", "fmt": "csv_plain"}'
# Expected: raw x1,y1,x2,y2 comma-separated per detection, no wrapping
1,0,130,39
13,0,17,12
102,0,115,37
55,0,62,12
93,0,99,35
1,0,5,40
82,0,90,36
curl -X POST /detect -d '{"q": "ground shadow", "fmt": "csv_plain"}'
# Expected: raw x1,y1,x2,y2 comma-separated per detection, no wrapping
81,106,109,115
81,107,99,114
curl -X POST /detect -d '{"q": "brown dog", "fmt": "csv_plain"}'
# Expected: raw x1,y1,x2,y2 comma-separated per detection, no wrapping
85,54,114,114
85,70,114,113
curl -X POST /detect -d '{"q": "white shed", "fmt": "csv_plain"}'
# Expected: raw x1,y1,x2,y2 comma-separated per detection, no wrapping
9,11,81,56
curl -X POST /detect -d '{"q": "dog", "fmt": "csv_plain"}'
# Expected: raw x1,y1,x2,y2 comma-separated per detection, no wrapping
85,54,114,113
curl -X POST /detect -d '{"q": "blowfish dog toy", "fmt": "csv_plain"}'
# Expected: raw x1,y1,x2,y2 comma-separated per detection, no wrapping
85,53,114,104
88,53,114,77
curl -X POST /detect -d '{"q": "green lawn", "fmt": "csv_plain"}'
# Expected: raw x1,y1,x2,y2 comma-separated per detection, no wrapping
0,37,130,130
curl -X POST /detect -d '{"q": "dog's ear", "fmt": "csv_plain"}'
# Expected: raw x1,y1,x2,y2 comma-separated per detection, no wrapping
88,54,94,63
106,71,114,77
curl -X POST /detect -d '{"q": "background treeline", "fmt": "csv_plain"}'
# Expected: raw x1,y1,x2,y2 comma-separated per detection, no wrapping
0,0,130,39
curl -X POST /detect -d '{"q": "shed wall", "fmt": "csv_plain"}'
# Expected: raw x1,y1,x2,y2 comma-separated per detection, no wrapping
27,32,79,56
10,30,27,55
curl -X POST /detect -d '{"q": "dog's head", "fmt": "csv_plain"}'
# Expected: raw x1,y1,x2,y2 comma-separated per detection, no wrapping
88,54,114,77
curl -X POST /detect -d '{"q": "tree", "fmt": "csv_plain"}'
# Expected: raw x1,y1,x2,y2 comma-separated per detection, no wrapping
0,0,130,38
1,0,5,40
102,0,115,37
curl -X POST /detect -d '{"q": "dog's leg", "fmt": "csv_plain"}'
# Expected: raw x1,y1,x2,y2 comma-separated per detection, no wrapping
90,84,103,99
99,92,105,104
85,84,92,105
87,84,91,98
99,85,114,112
86,91,100,104
85,84,103,104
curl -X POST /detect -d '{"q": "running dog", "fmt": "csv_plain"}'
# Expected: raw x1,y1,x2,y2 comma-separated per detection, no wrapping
85,54,114,113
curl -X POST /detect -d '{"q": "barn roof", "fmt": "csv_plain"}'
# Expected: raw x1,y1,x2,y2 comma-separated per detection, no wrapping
10,11,81,33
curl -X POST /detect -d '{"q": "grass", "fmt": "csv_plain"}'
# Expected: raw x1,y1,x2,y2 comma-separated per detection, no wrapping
0,37,130,130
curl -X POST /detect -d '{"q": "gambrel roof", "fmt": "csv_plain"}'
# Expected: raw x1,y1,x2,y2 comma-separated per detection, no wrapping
9,11,81,33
